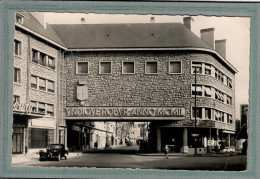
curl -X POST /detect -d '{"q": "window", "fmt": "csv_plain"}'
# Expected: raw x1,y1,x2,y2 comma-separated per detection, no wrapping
13,95,20,103
39,53,47,66
205,64,211,75
192,62,202,74
122,61,135,74
192,85,202,96
226,95,232,106
31,75,37,89
14,67,21,84
15,13,23,24
227,77,232,88
38,102,46,114
47,104,54,116
39,78,46,91
29,128,54,148
205,108,211,119
47,56,55,69
100,62,112,74
14,40,22,56
169,61,181,74
192,107,202,119
215,69,224,82
215,110,220,121
77,62,89,74
215,90,224,102
227,115,233,124
146,61,158,74
30,101,37,113
32,49,38,63
47,80,55,93
204,86,212,97
220,112,224,122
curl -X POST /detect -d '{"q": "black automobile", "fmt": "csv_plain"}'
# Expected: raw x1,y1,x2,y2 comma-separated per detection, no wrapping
39,143,68,161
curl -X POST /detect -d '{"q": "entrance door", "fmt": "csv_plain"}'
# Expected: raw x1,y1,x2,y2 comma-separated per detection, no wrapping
12,133,23,154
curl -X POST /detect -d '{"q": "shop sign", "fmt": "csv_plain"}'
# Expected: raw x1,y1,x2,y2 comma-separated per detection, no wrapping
13,102,32,115
66,107,185,117
207,140,224,146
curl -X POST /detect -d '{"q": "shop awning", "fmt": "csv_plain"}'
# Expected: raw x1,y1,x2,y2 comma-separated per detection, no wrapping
222,130,235,134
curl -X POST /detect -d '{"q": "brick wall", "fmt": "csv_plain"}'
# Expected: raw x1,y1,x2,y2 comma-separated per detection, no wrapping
65,51,235,131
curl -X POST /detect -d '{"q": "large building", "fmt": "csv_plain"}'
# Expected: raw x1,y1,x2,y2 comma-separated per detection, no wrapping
12,12,237,154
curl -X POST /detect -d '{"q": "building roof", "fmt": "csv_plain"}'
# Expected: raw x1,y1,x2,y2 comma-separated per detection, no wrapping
16,12,65,47
50,23,213,50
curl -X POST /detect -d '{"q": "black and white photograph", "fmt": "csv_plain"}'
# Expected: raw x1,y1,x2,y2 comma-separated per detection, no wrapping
11,11,249,171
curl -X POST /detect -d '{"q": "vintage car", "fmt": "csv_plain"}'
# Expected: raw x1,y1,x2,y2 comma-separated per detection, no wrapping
39,143,68,161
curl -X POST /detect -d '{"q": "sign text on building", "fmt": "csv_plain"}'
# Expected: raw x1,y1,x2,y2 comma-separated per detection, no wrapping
13,102,32,115
66,107,185,118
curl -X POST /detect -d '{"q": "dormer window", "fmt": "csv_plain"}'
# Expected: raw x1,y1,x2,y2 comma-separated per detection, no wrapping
15,13,24,24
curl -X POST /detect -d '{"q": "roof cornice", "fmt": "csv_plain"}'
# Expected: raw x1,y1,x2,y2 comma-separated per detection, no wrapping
15,23,67,51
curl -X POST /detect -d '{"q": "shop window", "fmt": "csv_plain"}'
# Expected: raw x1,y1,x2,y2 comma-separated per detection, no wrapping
205,64,211,75
31,75,37,89
47,56,55,69
14,40,22,56
204,86,212,97
77,62,89,74
38,102,46,114
122,61,135,74
39,53,47,66
47,104,54,116
32,49,39,63
13,95,20,103
192,62,202,74
169,61,182,74
205,108,211,119
14,67,21,84
47,80,55,93
192,85,202,96
145,61,158,74
192,107,202,119
39,78,46,91
15,13,23,24
30,101,37,113
29,128,54,148
100,62,112,74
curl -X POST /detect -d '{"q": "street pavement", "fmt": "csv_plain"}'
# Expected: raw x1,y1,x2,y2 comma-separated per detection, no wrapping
12,146,247,171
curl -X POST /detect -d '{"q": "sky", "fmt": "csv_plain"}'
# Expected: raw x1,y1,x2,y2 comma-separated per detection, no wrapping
45,13,250,119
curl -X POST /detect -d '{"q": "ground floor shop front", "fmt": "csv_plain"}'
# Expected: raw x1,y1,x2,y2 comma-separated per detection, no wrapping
149,125,236,154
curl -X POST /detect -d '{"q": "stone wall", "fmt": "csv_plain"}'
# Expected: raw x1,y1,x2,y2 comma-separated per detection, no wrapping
65,51,235,131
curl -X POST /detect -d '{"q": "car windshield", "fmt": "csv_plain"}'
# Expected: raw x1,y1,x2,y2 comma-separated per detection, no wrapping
48,145,60,149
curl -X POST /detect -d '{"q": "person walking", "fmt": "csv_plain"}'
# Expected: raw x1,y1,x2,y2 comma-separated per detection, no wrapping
163,145,169,159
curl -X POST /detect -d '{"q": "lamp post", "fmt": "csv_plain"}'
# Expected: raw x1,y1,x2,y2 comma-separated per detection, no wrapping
194,67,198,155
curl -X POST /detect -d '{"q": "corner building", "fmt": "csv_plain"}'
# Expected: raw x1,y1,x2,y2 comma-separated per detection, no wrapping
51,18,237,153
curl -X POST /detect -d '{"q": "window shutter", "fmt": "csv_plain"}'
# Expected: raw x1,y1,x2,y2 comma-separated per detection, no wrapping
38,103,45,109
39,78,46,87
47,104,54,112
48,81,54,90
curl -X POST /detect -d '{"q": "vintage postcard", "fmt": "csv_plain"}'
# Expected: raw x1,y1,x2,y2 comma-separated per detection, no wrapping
0,1,258,179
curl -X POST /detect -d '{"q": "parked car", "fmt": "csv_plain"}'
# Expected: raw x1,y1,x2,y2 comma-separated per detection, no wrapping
39,143,68,161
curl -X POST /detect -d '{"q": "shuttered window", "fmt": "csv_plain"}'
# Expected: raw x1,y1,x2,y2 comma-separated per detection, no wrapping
77,62,89,74
146,61,158,74
122,62,135,74
47,80,55,93
47,104,54,116
31,75,37,88
100,62,112,74
30,101,37,113
39,78,46,91
169,61,181,74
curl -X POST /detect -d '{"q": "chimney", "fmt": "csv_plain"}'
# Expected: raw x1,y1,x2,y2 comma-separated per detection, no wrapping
215,39,226,59
150,17,155,23
183,17,194,31
200,28,215,49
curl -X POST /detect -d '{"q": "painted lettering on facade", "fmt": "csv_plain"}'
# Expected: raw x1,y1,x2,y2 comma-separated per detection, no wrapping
66,107,185,117
13,102,33,115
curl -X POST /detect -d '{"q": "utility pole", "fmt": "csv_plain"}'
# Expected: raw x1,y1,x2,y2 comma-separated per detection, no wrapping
194,67,198,155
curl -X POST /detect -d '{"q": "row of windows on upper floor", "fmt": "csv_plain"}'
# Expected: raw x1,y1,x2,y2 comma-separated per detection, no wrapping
14,40,56,70
76,61,233,89
192,107,233,124
13,67,55,93
192,84,232,106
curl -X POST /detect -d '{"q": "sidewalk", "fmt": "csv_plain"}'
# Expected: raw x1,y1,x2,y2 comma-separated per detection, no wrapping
12,152,82,165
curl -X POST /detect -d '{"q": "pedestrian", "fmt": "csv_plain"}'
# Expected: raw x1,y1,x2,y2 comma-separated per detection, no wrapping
94,142,98,150
163,145,169,159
